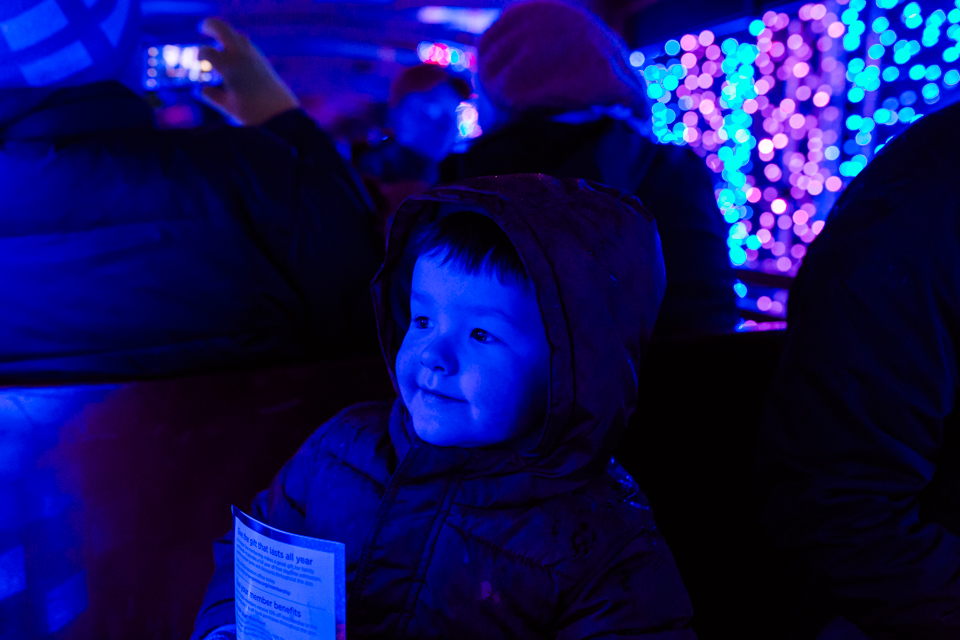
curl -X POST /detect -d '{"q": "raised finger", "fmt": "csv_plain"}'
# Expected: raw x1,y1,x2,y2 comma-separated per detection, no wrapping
200,17,241,50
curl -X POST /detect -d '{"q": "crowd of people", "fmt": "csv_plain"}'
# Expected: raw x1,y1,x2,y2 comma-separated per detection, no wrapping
2,0,959,638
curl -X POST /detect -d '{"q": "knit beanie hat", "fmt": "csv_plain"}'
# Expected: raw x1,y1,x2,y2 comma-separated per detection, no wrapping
0,0,140,88
478,0,646,114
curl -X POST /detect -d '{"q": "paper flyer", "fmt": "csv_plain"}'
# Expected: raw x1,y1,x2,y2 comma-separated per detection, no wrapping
233,506,346,640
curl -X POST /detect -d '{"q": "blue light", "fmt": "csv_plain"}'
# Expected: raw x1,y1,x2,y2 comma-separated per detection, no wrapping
849,86,865,102
882,96,901,109
899,105,917,120
928,9,947,27
883,65,900,81
874,16,891,32
860,117,876,132
926,64,942,79
910,63,927,79
923,82,940,98
881,29,898,45
951,8,960,23
749,19,765,36
869,43,886,58
842,8,859,25
721,38,739,55
844,34,862,50
846,114,864,129
849,58,866,74
665,39,681,55
900,89,918,104
874,107,893,123
946,68,960,84
734,281,748,297
945,46,960,62
729,247,747,266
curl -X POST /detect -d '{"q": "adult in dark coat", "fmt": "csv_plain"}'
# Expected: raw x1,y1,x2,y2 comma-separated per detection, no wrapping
758,100,960,639
440,0,737,337
192,174,696,639
0,12,383,382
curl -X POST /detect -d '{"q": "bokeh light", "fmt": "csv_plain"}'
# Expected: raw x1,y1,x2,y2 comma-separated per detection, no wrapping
635,0,960,320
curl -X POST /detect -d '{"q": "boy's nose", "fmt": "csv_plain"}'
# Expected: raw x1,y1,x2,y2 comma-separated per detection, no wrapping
420,337,457,374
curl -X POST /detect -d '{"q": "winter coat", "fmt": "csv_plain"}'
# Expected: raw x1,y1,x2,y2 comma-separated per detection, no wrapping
0,81,384,382
439,116,738,337
758,100,960,639
192,174,696,639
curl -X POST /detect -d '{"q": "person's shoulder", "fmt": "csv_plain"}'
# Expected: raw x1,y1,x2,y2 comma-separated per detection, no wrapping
313,400,395,450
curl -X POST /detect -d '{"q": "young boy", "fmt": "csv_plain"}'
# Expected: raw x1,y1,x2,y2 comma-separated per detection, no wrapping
192,174,695,639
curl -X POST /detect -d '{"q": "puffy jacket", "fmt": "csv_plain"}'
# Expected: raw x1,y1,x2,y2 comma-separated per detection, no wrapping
0,81,384,382
440,116,738,337
193,174,696,639
758,101,960,639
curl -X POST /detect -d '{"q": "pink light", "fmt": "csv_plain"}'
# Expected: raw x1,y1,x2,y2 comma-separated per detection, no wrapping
807,181,824,195
803,162,819,176
787,34,804,50
827,21,845,38
755,78,771,95
812,220,826,235
775,13,790,30
770,42,786,59
681,34,699,51
794,62,810,78
811,4,827,20
791,244,807,259
793,210,809,225
758,138,774,154
698,73,714,89
706,44,721,60
762,10,777,26
799,4,812,20
699,99,715,115
699,30,715,46
759,213,775,229
764,163,783,181
813,91,831,107
757,296,773,311
777,257,792,272
772,133,789,149
780,98,796,114
684,74,700,89
772,198,787,214
748,187,763,203
681,52,698,68
796,86,812,101
683,127,699,143
817,35,833,52
683,111,699,126
825,176,843,192
772,241,786,256
744,99,759,114
794,223,809,236
789,113,806,129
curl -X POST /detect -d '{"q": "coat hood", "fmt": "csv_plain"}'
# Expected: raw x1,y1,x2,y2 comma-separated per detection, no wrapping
372,174,665,502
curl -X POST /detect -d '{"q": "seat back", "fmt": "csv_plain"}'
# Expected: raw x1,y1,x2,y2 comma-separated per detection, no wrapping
621,330,789,639
0,358,396,639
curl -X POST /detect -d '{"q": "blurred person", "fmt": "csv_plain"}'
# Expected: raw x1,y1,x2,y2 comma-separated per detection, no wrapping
354,64,471,229
192,175,695,640
758,101,960,639
441,0,737,338
0,7,383,382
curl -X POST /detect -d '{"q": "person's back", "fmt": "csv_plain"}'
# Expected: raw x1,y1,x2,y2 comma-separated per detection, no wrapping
758,100,960,639
440,0,737,337
0,11,383,382
192,174,696,639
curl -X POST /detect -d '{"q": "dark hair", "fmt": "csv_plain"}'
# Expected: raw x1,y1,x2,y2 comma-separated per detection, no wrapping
408,211,531,289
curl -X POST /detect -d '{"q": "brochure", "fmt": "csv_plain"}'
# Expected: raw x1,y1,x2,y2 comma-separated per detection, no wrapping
233,506,346,640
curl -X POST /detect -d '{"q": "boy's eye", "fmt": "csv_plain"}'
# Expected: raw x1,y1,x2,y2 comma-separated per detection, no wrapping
471,328,495,343
414,316,429,329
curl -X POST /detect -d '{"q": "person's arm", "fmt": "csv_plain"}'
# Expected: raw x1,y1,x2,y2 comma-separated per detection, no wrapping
551,532,696,639
759,218,960,638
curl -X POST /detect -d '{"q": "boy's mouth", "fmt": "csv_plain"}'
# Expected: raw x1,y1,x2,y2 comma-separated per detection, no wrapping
419,387,466,403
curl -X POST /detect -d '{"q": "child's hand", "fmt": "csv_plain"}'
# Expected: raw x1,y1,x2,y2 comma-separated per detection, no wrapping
198,17,300,126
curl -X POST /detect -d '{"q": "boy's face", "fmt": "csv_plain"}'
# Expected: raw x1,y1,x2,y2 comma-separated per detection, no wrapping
395,253,551,448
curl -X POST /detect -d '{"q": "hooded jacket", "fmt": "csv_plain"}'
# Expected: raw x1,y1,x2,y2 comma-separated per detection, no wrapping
193,175,695,639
